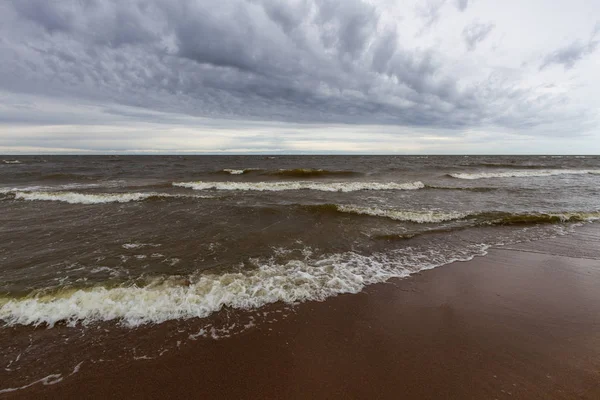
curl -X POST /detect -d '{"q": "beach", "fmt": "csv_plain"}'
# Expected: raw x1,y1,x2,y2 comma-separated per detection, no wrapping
5,223,598,399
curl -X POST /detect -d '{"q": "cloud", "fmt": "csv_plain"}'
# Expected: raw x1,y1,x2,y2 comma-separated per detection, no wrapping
462,21,495,51
415,0,447,30
454,0,469,12
0,0,597,154
540,23,599,70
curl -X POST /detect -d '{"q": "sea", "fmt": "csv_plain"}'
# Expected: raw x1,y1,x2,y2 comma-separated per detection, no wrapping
1,155,599,393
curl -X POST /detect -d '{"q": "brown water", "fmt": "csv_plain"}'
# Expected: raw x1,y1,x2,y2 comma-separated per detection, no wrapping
1,155,599,394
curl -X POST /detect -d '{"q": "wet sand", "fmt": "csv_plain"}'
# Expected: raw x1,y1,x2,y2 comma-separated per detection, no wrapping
12,224,600,399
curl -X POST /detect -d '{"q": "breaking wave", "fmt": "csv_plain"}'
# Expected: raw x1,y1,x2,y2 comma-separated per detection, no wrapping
221,168,262,175
14,191,212,204
479,211,600,225
375,211,600,240
0,243,489,328
173,180,425,192
2,159,21,164
305,204,466,223
448,169,600,180
305,205,600,225
458,163,550,169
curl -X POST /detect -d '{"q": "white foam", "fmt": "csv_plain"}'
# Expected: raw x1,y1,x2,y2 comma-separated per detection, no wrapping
2,160,21,164
223,168,260,175
14,191,211,204
0,374,63,394
122,243,160,249
449,169,600,180
0,243,487,328
2,183,105,194
0,361,84,394
335,205,466,223
173,180,425,192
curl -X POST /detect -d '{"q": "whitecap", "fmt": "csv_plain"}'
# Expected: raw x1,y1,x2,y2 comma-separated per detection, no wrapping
335,205,466,223
14,191,212,204
223,168,261,175
448,169,600,180
173,180,425,192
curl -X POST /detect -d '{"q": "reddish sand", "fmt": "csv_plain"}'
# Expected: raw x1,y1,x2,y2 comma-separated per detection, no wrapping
10,224,600,399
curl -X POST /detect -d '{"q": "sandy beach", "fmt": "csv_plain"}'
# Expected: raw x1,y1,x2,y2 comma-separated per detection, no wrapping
5,223,597,399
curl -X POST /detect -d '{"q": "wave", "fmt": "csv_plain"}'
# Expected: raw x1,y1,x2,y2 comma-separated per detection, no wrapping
269,169,362,178
306,205,600,225
38,173,96,181
424,185,498,192
305,204,466,223
458,163,550,169
480,211,600,225
221,168,262,175
13,191,212,204
0,243,489,327
448,169,600,180
173,180,425,192
2,159,21,164
375,211,600,240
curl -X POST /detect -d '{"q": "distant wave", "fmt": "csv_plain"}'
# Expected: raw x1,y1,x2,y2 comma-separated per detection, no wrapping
448,169,600,180
0,243,489,327
173,180,424,192
38,173,96,181
424,185,498,192
458,163,550,169
269,168,362,178
14,191,212,204
2,160,21,164
305,204,466,223
220,168,263,175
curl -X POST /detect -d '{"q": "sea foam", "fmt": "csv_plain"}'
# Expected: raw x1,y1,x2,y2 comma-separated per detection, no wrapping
334,205,466,223
173,180,425,192
0,243,488,328
449,169,600,180
14,191,210,204
223,168,261,175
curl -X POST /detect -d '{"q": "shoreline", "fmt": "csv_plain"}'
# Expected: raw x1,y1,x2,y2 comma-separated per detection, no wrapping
5,223,600,399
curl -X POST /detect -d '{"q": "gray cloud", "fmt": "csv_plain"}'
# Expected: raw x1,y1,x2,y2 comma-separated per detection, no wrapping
540,25,599,70
462,21,495,51
0,0,595,144
455,0,469,12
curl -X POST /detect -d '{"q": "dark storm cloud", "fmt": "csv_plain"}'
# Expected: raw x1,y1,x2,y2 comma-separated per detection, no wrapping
0,0,593,136
540,25,599,70
462,22,494,51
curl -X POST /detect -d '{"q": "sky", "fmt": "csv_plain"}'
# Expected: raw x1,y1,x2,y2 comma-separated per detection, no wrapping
0,0,599,154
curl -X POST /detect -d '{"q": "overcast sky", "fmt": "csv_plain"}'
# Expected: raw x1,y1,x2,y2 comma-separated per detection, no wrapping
1,0,599,154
